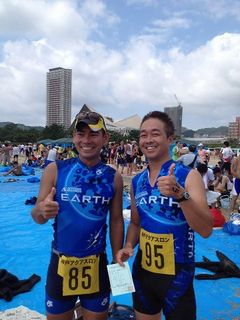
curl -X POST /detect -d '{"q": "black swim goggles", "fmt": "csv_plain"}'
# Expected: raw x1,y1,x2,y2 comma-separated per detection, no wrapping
74,112,107,132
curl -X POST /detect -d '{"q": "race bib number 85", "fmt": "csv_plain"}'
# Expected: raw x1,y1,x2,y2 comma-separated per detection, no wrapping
140,229,175,275
57,255,100,296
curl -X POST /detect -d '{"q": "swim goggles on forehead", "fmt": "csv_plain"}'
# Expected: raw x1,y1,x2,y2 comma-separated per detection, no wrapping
74,112,107,132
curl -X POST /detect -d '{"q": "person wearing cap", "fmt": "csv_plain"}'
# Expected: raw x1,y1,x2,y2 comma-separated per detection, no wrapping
31,111,124,320
115,111,212,320
197,143,208,164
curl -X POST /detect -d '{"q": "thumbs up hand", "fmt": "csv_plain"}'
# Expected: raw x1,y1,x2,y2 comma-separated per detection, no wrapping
168,163,176,177
157,163,183,197
40,187,59,220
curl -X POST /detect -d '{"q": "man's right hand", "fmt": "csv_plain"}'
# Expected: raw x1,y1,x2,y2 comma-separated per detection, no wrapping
40,187,59,220
115,246,134,266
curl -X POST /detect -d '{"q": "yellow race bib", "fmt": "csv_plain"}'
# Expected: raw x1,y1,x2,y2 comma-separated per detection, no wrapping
139,228,175,275
57,254,100,296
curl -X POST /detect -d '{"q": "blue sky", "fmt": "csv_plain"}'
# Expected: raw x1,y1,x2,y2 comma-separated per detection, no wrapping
0,0,240,129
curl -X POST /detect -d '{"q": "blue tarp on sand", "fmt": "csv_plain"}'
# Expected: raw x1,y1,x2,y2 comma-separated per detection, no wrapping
0,170,239,319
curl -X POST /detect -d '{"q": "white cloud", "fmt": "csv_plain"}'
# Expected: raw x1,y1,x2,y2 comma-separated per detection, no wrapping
0,0,239,130
0,0,119,45
152,17,190,30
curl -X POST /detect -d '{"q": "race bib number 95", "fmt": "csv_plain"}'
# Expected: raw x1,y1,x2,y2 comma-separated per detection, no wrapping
139,229,175,275
57,254,100,296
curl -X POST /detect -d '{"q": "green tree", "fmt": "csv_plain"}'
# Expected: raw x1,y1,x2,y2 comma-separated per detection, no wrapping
127,129,140,143
108,130,125,143
229,139,239,148
40,124,66,140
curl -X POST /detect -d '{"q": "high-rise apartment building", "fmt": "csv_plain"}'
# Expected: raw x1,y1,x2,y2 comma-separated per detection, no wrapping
164,105,182,136
46,67,72,129
228,116,240,141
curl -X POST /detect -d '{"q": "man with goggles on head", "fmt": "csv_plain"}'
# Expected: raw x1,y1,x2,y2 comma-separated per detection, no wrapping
32,111,124,320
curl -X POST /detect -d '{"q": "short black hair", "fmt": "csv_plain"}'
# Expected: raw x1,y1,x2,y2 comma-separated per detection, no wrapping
196,163,208,174
213,166,221,175
141,111,175,137
189,144,196,153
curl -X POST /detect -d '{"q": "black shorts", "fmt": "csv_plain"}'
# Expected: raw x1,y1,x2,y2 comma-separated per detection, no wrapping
117,157,125,165
126,154,133,163
132,250,196,320
45,251,110,314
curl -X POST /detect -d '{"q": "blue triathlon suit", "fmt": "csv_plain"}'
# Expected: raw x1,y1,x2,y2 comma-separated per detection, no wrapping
234,178,240,195
45,157,116,315
132,160,196,320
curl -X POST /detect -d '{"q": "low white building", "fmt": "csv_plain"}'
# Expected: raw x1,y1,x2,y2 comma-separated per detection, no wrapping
74,105,142,133
113,114,142,134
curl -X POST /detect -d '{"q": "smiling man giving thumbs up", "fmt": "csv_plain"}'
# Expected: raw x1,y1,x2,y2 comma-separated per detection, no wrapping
116,111,213,320
32,111,124,320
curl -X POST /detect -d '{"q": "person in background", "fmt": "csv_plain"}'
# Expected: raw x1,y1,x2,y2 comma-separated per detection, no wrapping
66,146,78,159
196,163,215,191
177,144,199,168
125,140,133,176
179,142,189,155
116,111,212,320
109,142,117,165
212,166,232,195
12,144,20,162
197,143,207,164
2,142,12,166
25,143,33,162
3,161,23,176
205,147,211,163
32,111,124,320
172,140,181,160
230,155,240,211
100,145,109,164
44,146,59,167
116,141,126,174
220,141,234,174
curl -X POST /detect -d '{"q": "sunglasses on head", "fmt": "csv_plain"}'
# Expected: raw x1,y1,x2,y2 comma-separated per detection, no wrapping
76,112,102,122
74,112,107,132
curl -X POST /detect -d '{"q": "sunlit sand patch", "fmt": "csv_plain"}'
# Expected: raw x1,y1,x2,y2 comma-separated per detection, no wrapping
0,305,45,320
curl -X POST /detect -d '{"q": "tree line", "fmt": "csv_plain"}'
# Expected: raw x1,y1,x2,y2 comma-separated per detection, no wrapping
1,122,238,148
0,123,140,144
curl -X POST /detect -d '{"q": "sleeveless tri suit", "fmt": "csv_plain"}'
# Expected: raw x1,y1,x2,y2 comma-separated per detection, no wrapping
45,157,116,314
132,159,196,319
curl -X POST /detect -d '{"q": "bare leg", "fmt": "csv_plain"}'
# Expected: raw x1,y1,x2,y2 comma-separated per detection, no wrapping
230,195,238,211
47,307,108,320
47,309,74,320
81,306,108,320
135,310,161,320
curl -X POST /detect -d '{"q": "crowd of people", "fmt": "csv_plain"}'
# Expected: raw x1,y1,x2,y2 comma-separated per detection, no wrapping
1,132,240,214
102,140,144,175
0,138,147,179
0,142,79,173
172,140,240,212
